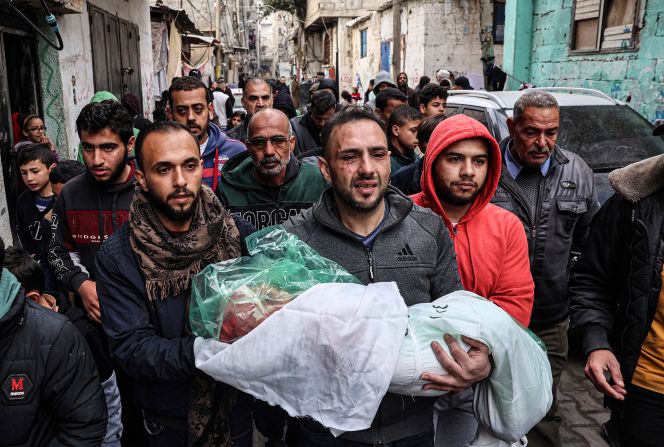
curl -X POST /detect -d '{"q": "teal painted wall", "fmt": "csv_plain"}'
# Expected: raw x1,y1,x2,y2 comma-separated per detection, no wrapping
503,0,534,90
37,22,68,160
527,0,664,122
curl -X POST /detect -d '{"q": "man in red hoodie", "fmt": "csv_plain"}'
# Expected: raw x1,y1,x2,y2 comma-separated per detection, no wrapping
411,113,533,446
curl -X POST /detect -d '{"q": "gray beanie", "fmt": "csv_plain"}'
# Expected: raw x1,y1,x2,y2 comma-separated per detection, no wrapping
374,70,396,89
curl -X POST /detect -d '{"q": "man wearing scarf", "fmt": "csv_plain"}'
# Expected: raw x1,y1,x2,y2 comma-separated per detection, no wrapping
96,121,253,447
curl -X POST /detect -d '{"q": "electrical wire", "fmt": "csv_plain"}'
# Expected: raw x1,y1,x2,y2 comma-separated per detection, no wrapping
3,0,64,50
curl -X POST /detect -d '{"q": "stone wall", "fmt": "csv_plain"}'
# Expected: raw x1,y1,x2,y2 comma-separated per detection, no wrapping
528,0,664,122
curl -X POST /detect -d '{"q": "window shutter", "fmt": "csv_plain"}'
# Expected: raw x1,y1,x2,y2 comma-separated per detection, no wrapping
574,0,601,20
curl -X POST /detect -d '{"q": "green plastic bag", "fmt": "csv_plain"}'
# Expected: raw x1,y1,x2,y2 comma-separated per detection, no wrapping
189,225,361,342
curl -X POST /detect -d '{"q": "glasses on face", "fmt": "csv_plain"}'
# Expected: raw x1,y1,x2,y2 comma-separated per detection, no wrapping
27,126,47,133
248,135,289,150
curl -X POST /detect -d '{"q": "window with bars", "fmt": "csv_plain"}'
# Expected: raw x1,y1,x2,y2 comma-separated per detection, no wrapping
571,0,638,52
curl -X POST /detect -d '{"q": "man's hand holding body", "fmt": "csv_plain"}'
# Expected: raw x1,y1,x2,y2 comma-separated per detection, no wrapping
422,335,492,393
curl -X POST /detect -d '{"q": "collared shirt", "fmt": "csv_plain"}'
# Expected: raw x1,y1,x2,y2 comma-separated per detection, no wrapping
504,139,551,179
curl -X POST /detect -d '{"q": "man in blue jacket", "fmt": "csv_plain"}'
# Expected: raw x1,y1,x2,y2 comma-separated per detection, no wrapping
96,121,253,447
167,76,246,191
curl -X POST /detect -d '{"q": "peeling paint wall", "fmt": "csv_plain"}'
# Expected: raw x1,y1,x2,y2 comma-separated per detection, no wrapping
528,0,664,122
39,0,154,159
38,21,69,160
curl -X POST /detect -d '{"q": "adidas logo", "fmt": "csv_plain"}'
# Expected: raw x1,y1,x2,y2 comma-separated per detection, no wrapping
397,243,418,262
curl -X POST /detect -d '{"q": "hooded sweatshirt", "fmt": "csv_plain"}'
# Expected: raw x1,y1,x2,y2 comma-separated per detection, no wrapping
217,152,328,230
411,114,533,326
48,164,136,293
201,121,246,190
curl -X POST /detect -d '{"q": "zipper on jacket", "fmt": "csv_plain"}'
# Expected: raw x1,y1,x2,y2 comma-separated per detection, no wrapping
365,248,375,282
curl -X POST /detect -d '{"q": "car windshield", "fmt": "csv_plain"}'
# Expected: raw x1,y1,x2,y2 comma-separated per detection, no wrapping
557,105,664,171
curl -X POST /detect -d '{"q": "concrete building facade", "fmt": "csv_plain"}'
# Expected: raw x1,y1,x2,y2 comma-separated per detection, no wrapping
503,0,664,122
0,0,154,242
301,0,505,98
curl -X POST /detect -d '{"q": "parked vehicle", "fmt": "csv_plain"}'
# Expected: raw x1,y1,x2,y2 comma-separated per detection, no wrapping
446,88,664,203
230,88,245,113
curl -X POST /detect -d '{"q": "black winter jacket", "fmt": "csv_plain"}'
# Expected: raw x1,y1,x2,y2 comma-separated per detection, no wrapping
96,216,254,426
491,139,599,325
15,190,54,265
0,289,107,446
290,113,322,158
48,165,136,293
570,154,664,392
391,157,423,196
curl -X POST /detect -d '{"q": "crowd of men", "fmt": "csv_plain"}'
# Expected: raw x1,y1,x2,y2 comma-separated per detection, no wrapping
1,66,663,447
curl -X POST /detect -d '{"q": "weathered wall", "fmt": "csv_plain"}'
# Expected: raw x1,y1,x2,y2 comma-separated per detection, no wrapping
38,21,69,159
340,0,503,95
528,0,664,122
41,0,153,159
0,167,11,244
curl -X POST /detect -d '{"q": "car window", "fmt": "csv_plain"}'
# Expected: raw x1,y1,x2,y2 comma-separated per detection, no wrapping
459,107,489,130
444,105,460,117
558,105,664,171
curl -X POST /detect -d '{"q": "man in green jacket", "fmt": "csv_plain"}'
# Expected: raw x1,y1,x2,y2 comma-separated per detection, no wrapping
216,108,328,230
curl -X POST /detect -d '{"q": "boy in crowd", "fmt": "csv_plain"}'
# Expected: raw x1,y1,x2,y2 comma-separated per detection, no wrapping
391,114,446,195
4,246,122,446
50,159,86,196
387,105,422,172
15,144,57,289
374,88,407,123
419,83,448,118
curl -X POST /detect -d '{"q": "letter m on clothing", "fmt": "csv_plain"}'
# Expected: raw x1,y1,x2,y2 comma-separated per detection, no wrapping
11,377,24,392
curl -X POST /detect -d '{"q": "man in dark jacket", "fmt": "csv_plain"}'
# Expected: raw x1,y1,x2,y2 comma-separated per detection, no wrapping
167,76,246,190
217,108,328,230
227,77,274,144
397,72,418,108
569,124,664,445
283,107,491,446
290,90,337,158
491,90,599,447
0,236,108,447
96,121,253,447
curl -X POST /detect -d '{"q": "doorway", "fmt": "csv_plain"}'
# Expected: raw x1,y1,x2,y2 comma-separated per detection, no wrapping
88,3,143,109
0,30,42,243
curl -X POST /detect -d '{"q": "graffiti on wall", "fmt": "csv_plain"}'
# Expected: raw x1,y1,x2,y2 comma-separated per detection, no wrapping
38,36,68,159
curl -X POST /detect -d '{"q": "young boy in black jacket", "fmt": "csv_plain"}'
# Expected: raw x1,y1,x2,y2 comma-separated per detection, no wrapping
4,246,122,446
15,144,57,289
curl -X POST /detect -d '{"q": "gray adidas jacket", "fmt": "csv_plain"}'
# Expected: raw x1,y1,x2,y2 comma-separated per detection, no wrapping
283,185,463,443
